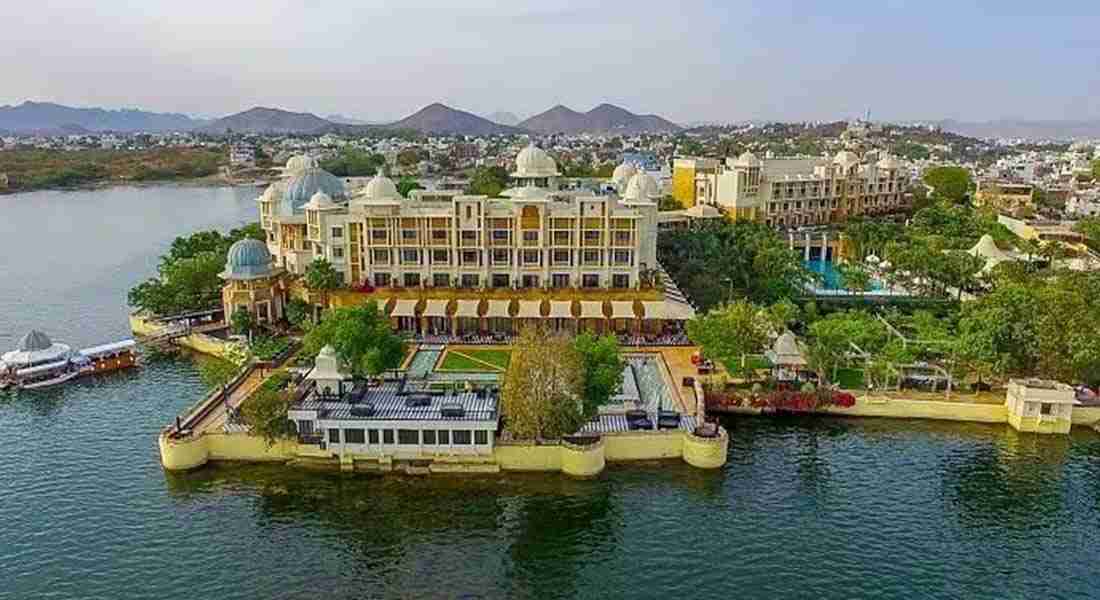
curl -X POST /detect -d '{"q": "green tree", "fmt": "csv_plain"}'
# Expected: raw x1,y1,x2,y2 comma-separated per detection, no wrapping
573,333,625,418
467,165,510,197
230,309,255,336
396,176,424,198
923,166,973,204
320,149,385,176
501,326,585,440
303,258,343,309
837,262,873,296
241,371,295,446
658,195,683,211
687,300,770,378
805,311,889,384
198,356,239,390
302,301,404,377
285,297,312,329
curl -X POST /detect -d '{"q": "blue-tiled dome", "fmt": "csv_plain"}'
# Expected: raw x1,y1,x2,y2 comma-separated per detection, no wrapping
222,239,274,280
283,167,345,213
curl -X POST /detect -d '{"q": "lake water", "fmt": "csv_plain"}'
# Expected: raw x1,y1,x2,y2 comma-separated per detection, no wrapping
2,186,1100,599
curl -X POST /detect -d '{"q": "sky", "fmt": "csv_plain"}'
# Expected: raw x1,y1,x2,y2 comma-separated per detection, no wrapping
2,0,1099,124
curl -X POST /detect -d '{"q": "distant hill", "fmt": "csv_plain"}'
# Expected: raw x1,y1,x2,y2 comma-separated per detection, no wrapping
520,103,680,135
385,103,524,136
198,107,334,135
486,111,521,126
0,101,202,133
935,119,1100,141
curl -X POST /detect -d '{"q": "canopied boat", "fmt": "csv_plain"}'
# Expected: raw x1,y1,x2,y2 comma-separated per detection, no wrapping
0,330,137,390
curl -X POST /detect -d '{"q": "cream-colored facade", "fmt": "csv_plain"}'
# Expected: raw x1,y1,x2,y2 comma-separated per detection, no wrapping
676,151,910,227
260,146,660,293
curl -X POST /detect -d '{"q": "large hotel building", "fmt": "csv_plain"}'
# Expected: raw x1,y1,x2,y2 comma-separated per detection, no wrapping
225,146,695,337
672,151,910,227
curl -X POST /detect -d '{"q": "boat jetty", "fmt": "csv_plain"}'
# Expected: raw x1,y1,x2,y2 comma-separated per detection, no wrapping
0,330,137,390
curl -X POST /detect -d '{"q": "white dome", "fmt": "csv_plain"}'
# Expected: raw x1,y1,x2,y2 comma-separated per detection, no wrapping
512,143,560,178
623,171,660,202
360,173,400,201
284,154,319,175
304,191,336,210
611,162,638,186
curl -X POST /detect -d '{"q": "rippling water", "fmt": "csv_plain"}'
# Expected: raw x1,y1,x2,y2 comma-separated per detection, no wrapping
2,186,1100,599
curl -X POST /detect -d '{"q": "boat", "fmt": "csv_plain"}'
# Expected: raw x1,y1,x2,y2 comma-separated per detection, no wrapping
0,330,138,390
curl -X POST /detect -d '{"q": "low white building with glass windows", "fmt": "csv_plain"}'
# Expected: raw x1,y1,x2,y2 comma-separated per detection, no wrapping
287,346,499,459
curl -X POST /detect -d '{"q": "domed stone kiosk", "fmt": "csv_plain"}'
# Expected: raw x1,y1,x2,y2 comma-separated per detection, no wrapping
220,238,286,325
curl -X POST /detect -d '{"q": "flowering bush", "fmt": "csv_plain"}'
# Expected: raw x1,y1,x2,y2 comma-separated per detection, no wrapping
705,387,856,412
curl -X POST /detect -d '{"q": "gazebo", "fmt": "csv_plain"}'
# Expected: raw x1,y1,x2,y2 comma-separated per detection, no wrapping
765,330,808,381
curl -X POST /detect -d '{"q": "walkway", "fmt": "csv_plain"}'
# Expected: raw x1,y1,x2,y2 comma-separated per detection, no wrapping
192,367,269,435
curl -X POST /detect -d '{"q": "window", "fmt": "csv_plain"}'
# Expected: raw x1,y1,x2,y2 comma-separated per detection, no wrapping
551,273,570,289
368,429,379,444
492,273,510,288
475,430,488,445
403,273,420,287
328,429,341,444
453,430,472,445
523,230,539,244
522,249,540,265
398,429,419,444
582,274,600,288
553,231,571,245
465,206,472,219
521,275,540,289
402,229,417,241
371,229,387,241
583,230,601,244
438,430,450,445
401,249,419,264
433,273,450,287
1040,403,1053,415
431,230,448,242
582,249,601,265
423,430,437,445
344,428,365,444
460,230,477,242
383,430,394,444
331,227,343,239
374,273,391,287
612,274,630,289
461,250,479,265
492,249,510,265
552,249,571,266
461,274,480,288
612,250,631,265
373,249,390,264
432,249,450,264
332,246,344,259
492,230,509,242
298,420,314,435
614,231,632,244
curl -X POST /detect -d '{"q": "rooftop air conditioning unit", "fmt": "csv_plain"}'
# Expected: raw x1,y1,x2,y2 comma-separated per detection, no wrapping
405,394,432,408
350,405,375,417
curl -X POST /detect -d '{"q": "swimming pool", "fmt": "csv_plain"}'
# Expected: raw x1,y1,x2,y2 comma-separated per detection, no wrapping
805,260,885,292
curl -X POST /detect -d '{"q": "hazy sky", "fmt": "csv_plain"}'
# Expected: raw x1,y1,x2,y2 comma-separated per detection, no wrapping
2,0,1098,123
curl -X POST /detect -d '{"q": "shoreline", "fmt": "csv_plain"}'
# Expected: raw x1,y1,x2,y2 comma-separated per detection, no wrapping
0,174,271,196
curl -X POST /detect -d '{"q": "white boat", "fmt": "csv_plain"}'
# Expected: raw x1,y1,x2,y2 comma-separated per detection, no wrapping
0,331,137,390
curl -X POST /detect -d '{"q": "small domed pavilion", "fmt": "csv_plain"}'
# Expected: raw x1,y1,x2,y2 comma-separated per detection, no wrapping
220,238,286,324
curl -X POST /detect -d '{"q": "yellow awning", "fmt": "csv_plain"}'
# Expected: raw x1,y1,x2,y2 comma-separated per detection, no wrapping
609,301,636,320
423,299,449,318
486,299,512,319
455,299,481,318
578,301,605,319
547,300,573,319
391,299,418,318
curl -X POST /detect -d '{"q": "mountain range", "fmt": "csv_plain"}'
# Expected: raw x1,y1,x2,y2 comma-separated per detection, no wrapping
486,111,521,126
519,104,681,135
0,100,681,137
0,101,203,133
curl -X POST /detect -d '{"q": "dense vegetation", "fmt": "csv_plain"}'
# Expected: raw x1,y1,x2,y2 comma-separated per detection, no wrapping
0,147,224,191
318,148,385,176
127,223,264,316
658,220,814,311
301,302,405,377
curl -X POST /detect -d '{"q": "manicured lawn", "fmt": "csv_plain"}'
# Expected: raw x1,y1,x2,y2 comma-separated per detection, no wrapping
835,368,865,390
438,349,511,372
723,354,773,375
